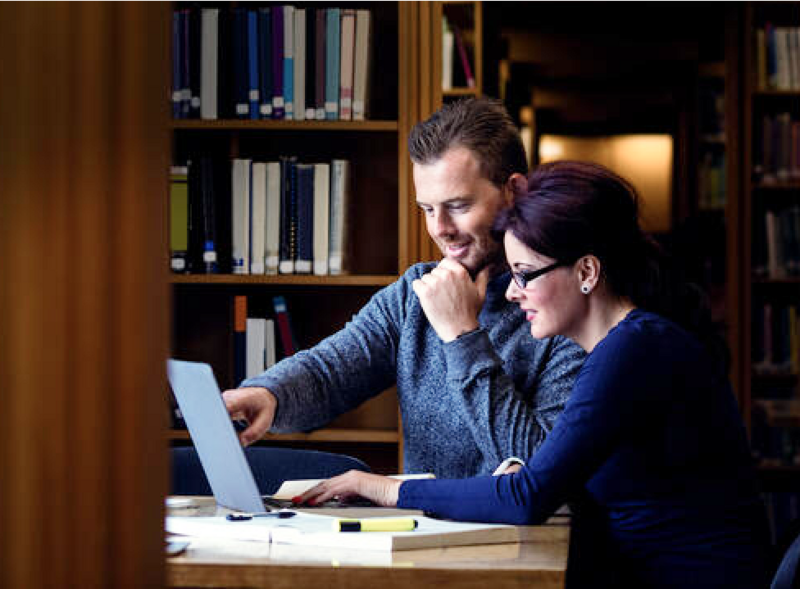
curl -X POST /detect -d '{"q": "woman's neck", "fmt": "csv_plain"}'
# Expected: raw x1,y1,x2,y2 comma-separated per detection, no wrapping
576,295,636,353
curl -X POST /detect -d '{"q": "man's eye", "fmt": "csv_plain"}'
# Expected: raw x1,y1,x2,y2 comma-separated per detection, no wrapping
448,204,469,213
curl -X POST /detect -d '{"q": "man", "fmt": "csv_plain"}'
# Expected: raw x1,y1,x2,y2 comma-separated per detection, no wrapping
224,98,584,478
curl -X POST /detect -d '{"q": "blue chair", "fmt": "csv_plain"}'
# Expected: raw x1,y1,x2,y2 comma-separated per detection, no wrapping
772,530,800,589
171,446,371,496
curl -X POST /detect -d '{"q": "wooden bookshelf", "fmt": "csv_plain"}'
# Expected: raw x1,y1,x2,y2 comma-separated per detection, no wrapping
738,2,800,473
169,3,420,471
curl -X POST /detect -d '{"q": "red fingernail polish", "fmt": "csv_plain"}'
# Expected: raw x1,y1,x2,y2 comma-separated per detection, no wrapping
307,499,317,506
291,496,303,504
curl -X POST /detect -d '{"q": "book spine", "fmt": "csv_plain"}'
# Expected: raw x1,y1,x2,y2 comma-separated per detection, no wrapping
258,8,272,118
246,317,266,379
188,8,202,117
313,163,330,275
325,8,340,120
352,10,371,121
172,10,182,118
283,5,295,120
200,158,219,273
272,296,296,356
293,8,306,122
315,8,327,120
247,10,259,119
180,9,192,117
231,158,251,274
279,157,297,274
169,165,190,272
200,8,219,120
265,161,281,275
442,16,454,91
305,7,316,120
271,6,285,119
452,25,475,88
250,162,267,274
328,159,351,275
295,164,314,274
338,9,355,121
233,7,249,117
233,295,247,386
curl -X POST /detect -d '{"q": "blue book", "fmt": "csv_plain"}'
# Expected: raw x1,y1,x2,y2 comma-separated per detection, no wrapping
271,5,284,119
257,8,272,118
247,10,259,119
295,164,314,274
188,8,202,117
283,6,295,120
232,7,249,117
278,157,298,274
325,8,340,120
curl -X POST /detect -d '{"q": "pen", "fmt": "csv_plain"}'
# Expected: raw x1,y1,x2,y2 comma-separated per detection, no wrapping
226,511,296,521
333,518,418,532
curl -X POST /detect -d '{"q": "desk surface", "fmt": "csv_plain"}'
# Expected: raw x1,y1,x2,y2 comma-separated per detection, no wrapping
167,497,570,589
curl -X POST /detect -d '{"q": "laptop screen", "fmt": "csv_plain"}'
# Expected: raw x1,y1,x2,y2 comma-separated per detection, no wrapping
167,359,265,513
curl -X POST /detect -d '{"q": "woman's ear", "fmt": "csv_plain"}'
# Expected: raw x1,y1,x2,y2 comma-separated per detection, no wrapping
577,255,601,290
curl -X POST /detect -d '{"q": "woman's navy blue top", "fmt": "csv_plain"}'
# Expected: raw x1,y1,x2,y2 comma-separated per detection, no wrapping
399,309,770,588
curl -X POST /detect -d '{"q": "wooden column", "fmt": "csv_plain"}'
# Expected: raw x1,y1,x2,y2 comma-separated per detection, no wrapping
0,3,170,587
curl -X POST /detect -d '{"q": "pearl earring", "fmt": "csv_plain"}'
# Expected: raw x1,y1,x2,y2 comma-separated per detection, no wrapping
580,284,591,295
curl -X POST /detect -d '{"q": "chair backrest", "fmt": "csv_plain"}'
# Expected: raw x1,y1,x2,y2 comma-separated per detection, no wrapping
772,531,800,589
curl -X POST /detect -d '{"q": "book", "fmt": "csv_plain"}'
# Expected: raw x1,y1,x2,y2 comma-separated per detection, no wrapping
188,8,201,117
325,8,340,120
313,163,331,275
442,16,454,91
250,162,267,274
265,161,282,275
169,166,189,273
315,8,327,120
233,7,249,118
328,159,352,275
246,317,266,379
293,8,306,122
165,511,517,553
283,5,295,120
200,8,219,119
273,295,297,357
304,7,316,120
199,158,219,273
247,9,259,119
233,295,247,386
171,10,183,118
295,163,314,274
231,158,251,274
338,9,356,121
271,5,285,119
279,157,298,274
452,25,475,88
352,10,372,121
265,318,276,368
257,8,272,118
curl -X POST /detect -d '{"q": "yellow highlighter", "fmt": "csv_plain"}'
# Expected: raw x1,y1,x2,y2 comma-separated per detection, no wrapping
333,518,418,532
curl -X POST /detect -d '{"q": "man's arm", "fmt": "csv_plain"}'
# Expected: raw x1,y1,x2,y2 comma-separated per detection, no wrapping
231,272,414,436
442,328,584,469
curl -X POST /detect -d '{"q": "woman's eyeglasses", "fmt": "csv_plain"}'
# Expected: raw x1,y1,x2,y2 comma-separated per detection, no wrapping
511,262,568,289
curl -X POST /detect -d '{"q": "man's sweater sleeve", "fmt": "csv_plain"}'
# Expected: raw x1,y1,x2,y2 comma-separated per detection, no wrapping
442,329,584,466
239,275,410,432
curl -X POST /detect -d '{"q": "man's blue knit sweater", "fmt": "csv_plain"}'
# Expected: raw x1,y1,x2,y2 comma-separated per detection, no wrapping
241,262,585,478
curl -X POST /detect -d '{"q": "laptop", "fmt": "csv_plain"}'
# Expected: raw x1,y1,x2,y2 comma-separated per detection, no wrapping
167,358,276,513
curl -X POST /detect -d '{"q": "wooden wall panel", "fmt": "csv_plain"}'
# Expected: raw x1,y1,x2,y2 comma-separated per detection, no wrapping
0,3,169,587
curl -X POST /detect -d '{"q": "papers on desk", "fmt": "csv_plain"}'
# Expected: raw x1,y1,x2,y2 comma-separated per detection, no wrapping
270,473,435,501
166,511,516,552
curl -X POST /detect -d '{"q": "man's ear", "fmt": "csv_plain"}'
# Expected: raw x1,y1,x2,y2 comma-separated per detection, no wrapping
504,173,527,203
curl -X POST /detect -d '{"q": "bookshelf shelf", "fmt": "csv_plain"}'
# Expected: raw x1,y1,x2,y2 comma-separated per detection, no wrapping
168,2,414,472
169,428,399,444
170,274,399,287
740,2,800,482
171,120,399,132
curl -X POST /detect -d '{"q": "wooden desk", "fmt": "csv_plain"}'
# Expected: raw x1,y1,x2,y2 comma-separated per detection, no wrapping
167,498,570,589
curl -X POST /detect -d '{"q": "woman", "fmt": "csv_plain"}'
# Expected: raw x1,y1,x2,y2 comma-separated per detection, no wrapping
299,161,769,588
